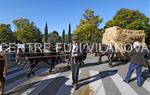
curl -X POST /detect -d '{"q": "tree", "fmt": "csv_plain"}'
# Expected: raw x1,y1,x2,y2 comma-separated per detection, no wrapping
93,29,104,43
13,18,42,43
105,8,150,44
74,9,103,42
68,24,71,43
105,8,150,30
145,26,150,45
62,29,65,43
13,18,30,31
49,31,60,45
43,22,48,43
0,24,14,43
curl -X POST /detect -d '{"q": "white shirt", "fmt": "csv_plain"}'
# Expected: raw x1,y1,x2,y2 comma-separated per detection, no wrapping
108,44,113,50
0,45,2,52
72,44,78,56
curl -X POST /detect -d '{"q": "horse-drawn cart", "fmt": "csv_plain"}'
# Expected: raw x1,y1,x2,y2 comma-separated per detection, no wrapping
16,46,72,77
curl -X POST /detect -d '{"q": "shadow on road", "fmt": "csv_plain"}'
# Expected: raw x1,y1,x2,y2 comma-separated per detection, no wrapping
112,60,128,67
81,62,100,68
142,69,150,79
49,61,102,74
77,69,118,89
5,76,71,95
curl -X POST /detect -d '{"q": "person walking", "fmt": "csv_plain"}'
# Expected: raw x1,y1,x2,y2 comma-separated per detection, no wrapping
107,43,115,68
0,47,6,95
71,35,83,90
124,41,146,87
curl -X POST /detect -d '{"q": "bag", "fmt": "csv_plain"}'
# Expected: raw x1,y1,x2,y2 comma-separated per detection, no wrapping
108,54,113,60
143,58,150,67
147,59,150,67
147,59,150,65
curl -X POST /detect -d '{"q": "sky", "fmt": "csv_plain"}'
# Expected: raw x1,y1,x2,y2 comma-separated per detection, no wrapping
0,0,149,35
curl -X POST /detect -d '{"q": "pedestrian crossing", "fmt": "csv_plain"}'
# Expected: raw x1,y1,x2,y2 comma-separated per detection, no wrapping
111,73,138,95
4,64,150,95
5,67,47,92
89,70,106,95
21,72,60,95
55,70,81,95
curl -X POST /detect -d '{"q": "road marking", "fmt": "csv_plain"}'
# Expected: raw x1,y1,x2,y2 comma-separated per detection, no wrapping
55,70,81,95
111,73,138,95
20,72,60,95
89,70,106,95
132,73,150,93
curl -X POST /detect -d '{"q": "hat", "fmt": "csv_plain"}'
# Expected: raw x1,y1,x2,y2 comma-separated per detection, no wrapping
72,35,78,40
133,41,141,48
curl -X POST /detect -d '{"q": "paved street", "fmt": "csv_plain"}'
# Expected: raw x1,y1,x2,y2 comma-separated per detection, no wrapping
4,54,150,95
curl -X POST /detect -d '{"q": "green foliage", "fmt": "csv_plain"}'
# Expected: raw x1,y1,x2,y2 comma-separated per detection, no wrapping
93,29,104,43
0,24,14,43
74,9,103,42
105,8,150,44
62,29,65,43
13,18,42,43
43,22,48,43
145,26,150,44
68,24,71,43
13,18,30,31
49,31,61,45
105,8,150,30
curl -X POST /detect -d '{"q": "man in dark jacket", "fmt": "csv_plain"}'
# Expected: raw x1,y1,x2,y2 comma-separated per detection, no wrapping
0,48,5,94
124,41,145,87
71,35,83,90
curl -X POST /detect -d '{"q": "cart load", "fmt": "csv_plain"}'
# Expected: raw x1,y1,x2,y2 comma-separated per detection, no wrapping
102,26,145,60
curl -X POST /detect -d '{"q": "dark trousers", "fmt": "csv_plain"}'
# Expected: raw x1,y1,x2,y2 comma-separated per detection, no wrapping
71,60,80,84
0,60,5,81
0,59,5,94
124,64,143,86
